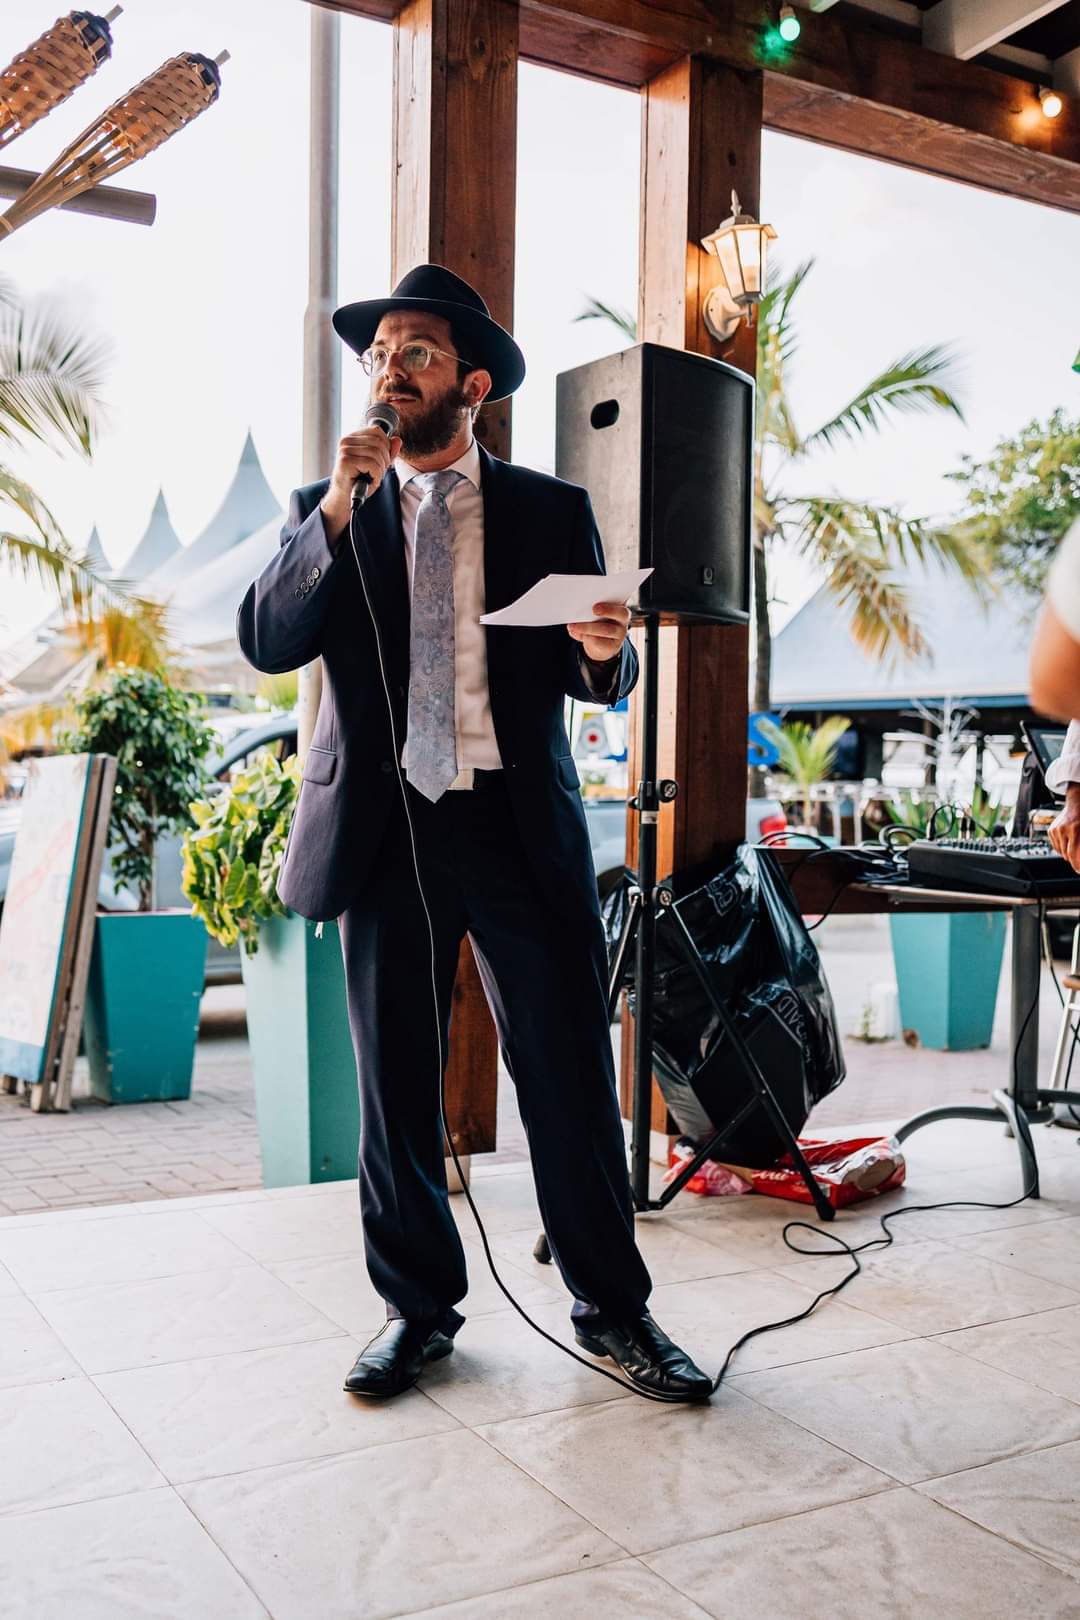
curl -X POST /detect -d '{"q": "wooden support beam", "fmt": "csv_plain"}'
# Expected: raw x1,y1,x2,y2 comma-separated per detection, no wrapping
390,0,519,1156
619,57,759,1135
315,0,1080,211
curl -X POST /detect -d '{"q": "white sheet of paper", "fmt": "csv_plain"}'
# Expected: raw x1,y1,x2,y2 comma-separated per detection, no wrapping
480,568,653,628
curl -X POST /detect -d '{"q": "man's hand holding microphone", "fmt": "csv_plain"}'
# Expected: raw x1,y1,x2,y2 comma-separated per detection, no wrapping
319,404,403,544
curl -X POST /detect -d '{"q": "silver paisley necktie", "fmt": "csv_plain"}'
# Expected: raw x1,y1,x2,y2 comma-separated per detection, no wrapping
405,469,463,801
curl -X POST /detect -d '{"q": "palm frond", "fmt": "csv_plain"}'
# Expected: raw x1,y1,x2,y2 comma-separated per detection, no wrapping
756,261,814,456
759,714,851,790
573,296,637,342
68,598,173,673
804,344,964,456
0,291,111,458
885,513,992,594
0,465,67,549
757,259,812,378
793,496,931,662
0,526,147,623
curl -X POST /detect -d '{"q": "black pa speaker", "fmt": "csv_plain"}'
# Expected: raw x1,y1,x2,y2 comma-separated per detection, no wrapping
555,342,753,626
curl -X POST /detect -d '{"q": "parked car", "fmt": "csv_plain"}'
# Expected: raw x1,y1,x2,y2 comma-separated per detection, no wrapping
0,711,788,983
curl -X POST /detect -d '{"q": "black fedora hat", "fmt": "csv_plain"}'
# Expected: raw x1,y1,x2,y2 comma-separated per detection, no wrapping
332,263,526,402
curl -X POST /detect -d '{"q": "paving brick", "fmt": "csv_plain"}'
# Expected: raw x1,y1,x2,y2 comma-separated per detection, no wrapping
2,1189,48,1211
23,1178,78,1198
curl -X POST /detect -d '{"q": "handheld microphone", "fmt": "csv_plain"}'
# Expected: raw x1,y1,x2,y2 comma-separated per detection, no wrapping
351,402,402,509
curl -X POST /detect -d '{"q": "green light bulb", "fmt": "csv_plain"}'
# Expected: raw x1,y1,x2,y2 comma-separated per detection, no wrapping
779,6,801,41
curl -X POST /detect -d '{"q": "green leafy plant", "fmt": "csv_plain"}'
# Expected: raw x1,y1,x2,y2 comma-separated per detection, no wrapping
883,784,1010,837
883,789,938,835
758,714,850,825
947,408,1080,601
181,751,301,955
62,668,214,910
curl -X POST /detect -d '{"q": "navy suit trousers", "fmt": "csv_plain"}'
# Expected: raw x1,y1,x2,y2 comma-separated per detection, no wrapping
336,770,653,1334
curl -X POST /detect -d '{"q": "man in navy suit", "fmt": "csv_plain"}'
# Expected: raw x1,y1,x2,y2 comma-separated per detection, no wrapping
237,265,711,1403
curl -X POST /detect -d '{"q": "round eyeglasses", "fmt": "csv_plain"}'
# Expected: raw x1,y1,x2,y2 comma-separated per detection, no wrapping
357,342,473,377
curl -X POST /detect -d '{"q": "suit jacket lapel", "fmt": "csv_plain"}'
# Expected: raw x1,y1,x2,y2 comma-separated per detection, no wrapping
478,442,518,628
349,467,410,700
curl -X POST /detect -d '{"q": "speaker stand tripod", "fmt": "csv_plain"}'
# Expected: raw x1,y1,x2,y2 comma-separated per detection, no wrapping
533,615,835,1267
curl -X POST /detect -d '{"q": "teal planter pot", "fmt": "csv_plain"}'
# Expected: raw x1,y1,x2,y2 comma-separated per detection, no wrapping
240,913,358,1187
84,912,208,1103
889,911,1007,1050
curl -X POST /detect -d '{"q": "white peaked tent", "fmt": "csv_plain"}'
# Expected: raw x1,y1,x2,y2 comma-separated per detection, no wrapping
1,435,288,703
149,431,281,594
169,512,284,649
117,490,182,582
81,524,110,575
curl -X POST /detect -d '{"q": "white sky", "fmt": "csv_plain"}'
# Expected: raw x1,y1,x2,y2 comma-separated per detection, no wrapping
2,0,1079,649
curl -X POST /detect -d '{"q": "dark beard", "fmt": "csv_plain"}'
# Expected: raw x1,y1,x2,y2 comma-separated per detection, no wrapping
397,381,471,457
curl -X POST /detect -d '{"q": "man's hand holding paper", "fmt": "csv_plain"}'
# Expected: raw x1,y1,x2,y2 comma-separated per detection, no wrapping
479,566,653,663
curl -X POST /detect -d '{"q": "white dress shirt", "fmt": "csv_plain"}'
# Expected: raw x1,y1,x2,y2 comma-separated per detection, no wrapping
1046,719,1080,794
394,437,616,789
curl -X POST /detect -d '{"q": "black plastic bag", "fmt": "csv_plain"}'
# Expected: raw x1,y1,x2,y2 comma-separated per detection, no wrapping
602,845,845,1168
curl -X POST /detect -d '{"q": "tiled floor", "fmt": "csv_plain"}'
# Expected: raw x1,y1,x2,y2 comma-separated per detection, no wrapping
2,913,1075,1215
2,1115,1080,1618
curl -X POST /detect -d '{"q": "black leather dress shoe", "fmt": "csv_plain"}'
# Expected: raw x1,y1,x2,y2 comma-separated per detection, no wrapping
343,1318,455,1399
574,1312,713,1402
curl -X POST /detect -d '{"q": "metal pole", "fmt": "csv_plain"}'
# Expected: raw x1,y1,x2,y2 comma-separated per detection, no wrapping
0,165,155,225
1010,903,1042,1111
630,614,660,1207
297,5,341,760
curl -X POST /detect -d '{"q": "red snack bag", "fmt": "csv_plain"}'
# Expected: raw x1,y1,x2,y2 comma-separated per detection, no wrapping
727,1136,906,1210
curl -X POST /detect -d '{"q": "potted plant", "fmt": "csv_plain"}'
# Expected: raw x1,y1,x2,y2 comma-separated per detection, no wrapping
884,791,1007,1050
182,752,358,1187
758,715,851,836
63,668,214,1102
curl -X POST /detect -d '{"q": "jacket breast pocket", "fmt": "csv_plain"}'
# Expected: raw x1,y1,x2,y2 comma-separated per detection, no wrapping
303,746,337,785
556,754,581,791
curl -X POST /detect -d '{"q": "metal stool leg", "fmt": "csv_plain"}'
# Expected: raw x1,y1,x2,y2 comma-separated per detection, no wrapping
1049,924,1080,1093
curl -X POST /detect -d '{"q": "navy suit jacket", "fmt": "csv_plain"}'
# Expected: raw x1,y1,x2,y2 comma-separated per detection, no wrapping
236,442,639,922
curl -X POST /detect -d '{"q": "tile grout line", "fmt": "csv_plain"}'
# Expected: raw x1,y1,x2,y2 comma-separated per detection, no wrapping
912,1488,1080,1590
381,1555,716,1620
463,1412,640,1558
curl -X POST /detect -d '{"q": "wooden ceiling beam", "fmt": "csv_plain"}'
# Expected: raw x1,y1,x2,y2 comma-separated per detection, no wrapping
312,0,1080,209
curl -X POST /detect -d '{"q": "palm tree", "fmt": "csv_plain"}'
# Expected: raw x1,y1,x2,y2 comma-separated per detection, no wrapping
757,714,850,829
575,262,988,731
0,274,162,637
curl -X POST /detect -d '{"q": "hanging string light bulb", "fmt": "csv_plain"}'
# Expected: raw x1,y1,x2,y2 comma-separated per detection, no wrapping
0,8,123,152
0,48,229,241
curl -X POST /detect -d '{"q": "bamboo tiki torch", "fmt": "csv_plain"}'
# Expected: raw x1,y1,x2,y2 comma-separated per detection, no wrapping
1,8,123,151
0,48,230,241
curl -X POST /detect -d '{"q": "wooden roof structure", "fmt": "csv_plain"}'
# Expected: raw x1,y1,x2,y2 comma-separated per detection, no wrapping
306,0,1080,1144
317,0,1080,210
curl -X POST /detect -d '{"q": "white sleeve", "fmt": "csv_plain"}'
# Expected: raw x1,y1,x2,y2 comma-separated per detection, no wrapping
1046,718,1080,793
1045,516,1080,643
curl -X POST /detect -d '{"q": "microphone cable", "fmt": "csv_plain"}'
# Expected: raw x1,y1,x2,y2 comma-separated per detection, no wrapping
346,498,1042,1402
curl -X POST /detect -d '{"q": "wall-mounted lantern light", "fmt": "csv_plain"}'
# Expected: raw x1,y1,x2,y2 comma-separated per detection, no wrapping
700,190,777,344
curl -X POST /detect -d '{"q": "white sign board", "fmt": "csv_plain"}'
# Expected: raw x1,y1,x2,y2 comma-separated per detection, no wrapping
0,754,97,1083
